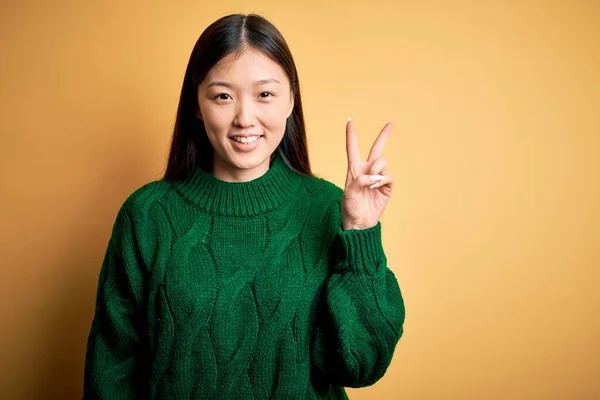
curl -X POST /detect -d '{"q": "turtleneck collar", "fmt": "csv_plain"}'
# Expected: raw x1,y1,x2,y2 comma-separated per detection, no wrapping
170,153,303,217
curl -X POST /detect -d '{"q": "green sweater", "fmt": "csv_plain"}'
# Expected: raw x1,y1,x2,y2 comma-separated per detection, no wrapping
83,154,405,399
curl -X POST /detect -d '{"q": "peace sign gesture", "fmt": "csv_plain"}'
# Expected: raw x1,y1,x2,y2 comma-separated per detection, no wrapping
342,118,394,231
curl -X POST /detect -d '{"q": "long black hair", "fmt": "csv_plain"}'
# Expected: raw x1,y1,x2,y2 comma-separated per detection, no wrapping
164,13,311,180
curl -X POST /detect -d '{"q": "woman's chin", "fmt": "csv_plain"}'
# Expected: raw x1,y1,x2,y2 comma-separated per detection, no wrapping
229,154,269,170
213,151,271,180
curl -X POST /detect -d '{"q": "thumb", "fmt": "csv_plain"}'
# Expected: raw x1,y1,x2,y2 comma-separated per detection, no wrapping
348,174,384,191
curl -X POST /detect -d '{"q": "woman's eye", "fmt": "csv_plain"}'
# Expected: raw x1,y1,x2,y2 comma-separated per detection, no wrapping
214,94,231,100
259,92,274,98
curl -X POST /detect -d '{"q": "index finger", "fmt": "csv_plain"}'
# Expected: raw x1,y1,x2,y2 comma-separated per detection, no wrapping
346,118,361,164
367,122,393,163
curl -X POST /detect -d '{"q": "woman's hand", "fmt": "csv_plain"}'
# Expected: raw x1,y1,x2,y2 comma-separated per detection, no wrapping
342,118,394,230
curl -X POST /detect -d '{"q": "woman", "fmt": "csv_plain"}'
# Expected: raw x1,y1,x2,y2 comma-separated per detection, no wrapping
83,13,405,400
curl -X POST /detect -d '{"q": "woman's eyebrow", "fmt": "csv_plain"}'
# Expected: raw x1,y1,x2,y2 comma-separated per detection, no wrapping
254,79,281,86
206,79,281,89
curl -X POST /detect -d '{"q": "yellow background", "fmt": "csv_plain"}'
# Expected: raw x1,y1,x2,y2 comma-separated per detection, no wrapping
1,1,598,399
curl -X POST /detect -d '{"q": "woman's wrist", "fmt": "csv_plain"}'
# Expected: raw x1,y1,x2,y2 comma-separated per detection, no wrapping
342,221,377,231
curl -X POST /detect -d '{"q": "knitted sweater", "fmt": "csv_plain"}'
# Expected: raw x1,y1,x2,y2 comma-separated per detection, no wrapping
83,154,405,400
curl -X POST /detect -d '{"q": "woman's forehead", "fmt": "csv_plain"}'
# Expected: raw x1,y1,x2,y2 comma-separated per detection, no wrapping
206,48,289,85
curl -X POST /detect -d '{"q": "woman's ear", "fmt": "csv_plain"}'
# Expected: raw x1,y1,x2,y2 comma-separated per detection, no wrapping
196,107,203,121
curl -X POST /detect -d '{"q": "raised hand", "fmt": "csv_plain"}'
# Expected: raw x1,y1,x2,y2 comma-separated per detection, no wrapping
342,118,394,231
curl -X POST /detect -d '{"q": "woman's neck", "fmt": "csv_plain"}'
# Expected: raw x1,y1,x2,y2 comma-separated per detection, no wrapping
171,152,302,217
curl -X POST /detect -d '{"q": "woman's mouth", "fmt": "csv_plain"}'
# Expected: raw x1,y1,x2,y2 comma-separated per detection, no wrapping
231,135,261,144
229,135,262,152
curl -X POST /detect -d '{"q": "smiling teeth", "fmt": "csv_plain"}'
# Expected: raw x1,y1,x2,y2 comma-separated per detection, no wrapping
233,136,260,144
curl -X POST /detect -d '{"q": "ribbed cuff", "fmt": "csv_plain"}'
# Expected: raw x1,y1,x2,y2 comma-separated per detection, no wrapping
332,222,384,275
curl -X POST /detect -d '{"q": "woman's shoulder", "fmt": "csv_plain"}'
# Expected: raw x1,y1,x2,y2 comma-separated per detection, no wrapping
296,174,344,230
117,177,173,218
298,173,344,204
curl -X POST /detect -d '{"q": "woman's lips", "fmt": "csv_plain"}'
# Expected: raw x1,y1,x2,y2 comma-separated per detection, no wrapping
229,136,262,152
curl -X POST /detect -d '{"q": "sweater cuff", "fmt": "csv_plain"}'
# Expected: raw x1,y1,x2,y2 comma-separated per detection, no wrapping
332,222,384,275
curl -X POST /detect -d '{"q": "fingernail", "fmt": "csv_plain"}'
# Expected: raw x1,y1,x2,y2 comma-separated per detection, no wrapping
348,117,352,121
369,174,384,181
370,182,380,189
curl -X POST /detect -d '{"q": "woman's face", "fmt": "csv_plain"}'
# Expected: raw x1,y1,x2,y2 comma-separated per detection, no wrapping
196,48,294,182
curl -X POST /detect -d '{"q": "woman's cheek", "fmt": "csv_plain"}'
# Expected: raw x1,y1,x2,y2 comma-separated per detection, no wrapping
265,103,289,128
264,117,285,134
203,107,230,131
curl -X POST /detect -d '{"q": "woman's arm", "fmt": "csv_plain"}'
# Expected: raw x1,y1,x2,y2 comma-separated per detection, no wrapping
312,196,405,388
83,203,148,399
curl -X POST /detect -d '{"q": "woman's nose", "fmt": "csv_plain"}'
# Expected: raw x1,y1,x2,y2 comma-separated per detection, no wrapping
234,97,257,128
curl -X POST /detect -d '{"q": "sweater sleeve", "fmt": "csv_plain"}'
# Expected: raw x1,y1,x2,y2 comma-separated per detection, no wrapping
83,202,149,399
311,196,406,388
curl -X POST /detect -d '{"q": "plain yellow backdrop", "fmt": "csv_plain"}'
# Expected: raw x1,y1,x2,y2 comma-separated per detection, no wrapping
1,1,598,399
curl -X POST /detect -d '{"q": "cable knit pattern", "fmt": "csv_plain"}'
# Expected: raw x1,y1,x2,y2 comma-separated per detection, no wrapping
83,154,405,400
